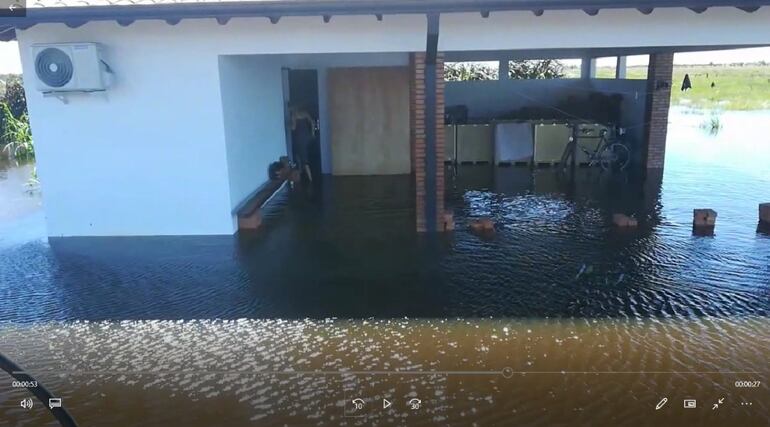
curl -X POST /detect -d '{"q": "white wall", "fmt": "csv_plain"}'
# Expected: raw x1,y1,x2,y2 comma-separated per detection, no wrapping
18,25,235,236
219,55,286,214
16,16,425,236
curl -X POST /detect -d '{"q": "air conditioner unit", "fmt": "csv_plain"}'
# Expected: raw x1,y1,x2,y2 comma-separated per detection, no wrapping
32,43,108,93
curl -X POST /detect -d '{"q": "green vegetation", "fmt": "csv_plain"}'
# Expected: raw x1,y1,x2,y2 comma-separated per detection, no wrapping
508,59,565,80
669,65,770,110
0,74,33,160
699,113,723,135
1,103,33,159
445,62,499,81
445,60,565,81
596,64,770,111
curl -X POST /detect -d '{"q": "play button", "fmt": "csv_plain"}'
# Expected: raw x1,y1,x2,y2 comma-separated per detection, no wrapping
383,398,392,409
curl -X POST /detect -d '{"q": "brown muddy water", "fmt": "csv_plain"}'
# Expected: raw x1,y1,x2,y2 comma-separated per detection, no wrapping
1,110,769,426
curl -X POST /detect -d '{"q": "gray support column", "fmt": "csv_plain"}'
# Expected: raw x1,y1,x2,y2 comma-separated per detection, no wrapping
616,56,628,79
498,59,509,80
581,57,596,79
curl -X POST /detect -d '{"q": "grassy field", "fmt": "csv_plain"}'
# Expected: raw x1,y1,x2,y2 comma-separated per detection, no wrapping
594,64,770,111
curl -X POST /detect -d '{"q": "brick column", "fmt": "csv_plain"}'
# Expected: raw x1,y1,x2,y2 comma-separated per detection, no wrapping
643,52,674,169
410,52,445,232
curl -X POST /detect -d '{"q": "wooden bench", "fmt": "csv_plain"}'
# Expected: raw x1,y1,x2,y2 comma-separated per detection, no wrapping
235,178,287,231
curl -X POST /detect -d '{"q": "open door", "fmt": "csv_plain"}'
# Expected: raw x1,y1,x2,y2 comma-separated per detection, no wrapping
282,68,320,176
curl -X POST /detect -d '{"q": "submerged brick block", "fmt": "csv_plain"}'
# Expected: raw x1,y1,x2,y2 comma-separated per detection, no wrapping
443,212,455,231
693,209,718,227
469,219,484,232
612,213,637,228
760,203,770,224
612,213,628,227
238,210,262,230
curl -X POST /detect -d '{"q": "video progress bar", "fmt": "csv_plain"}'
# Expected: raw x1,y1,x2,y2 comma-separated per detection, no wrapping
11,370,764,376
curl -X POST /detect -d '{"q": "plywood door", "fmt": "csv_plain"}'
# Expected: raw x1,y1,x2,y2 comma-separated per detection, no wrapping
328,67,410,175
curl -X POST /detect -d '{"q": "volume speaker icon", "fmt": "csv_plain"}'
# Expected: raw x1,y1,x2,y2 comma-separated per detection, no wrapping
20,397,34,410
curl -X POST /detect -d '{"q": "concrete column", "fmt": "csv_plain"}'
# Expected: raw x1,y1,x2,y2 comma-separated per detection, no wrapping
643,52,674,169
616,56,628,79
409,52,446,232
498,59,509,80
581,57,596,79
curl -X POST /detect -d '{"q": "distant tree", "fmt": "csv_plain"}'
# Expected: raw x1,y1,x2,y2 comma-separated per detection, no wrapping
3,77,27,119
445,59,566,81
444,62,499,81
508,59,565,79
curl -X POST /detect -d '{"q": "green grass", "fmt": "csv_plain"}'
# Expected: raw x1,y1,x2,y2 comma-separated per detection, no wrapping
595,64,770,111
669,65,770,110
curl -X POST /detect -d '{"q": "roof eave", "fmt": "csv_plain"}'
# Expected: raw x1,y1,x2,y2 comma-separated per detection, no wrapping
1,0,768,42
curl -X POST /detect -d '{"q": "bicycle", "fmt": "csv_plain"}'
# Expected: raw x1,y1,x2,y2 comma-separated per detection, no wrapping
560,125,631,171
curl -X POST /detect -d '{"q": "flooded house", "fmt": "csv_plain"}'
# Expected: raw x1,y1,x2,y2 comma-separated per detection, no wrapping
3,3,770,425
1,1,770,238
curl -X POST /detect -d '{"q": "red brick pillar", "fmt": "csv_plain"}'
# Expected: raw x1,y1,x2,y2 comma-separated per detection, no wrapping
644,52,674,169
410,52,445,232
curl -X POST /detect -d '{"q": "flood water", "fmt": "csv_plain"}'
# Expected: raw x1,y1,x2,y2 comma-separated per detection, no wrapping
1,109,769,426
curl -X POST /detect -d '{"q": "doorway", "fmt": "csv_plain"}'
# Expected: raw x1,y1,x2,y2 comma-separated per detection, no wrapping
283,69,321,179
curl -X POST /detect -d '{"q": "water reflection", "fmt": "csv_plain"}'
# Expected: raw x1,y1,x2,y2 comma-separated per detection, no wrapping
1,318,768,426
0,164,765,321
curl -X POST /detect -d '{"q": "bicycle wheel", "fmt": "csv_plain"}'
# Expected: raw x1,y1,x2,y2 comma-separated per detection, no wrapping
599,143,630,171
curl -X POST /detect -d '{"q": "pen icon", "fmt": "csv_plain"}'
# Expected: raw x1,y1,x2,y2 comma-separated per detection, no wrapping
655,397,668,410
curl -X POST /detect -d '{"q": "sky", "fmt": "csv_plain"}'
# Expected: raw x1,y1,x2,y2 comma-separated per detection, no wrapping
1,41,770,74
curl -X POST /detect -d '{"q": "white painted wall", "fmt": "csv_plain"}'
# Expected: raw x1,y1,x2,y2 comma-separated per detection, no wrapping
18,25,234,236
219,55,286,215
15,16,425,236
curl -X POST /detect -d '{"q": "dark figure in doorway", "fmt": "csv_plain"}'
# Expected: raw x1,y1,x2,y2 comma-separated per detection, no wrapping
291,106,316,182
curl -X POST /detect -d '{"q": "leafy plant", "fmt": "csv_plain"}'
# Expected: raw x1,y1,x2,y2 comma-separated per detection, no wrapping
1,102,34,159
699,113,722,135
27,166,40,191
509,59,565,79
444,62,499,81
444,60,566,82
3,77,27,119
